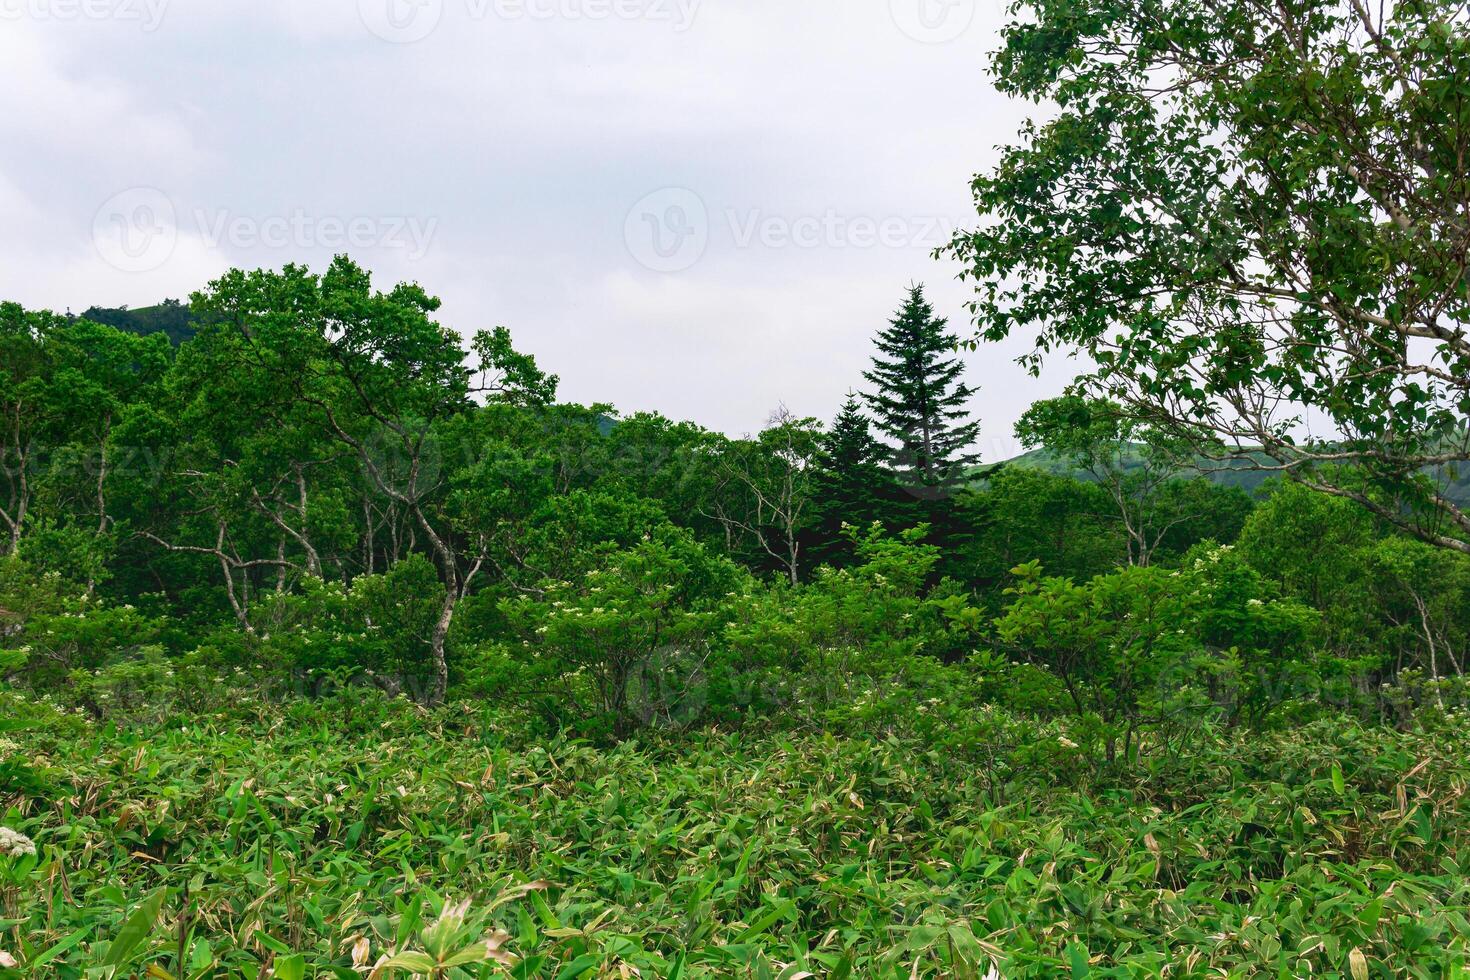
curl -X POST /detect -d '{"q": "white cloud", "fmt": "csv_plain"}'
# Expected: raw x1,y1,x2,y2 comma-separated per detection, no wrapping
0,32,197,165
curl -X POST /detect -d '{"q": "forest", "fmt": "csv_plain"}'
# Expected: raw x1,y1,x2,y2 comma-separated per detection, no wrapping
4,0,1470,975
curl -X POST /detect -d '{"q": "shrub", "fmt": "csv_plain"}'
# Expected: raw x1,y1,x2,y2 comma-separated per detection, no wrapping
995,548,1324,764
254,554,445,699
478,523,746,739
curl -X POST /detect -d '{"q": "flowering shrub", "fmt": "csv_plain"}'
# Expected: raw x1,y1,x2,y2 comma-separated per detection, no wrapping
718,525,982,726
0,829,33,860
485,523,745,739
253,554,445,696
995,546,1323,764
0,556,164,690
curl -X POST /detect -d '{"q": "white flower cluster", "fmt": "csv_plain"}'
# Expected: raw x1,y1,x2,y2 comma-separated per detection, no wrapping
0,827,36,858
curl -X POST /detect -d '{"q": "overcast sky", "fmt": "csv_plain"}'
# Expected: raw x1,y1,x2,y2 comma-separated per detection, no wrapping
1,0,1076,455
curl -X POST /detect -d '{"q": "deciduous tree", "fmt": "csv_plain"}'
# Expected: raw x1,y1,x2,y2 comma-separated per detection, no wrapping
947,0,1470,551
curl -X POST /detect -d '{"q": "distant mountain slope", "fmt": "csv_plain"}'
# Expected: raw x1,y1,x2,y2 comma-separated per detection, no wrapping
79,300,196,345
990,446,1275,494
990,446,1470,505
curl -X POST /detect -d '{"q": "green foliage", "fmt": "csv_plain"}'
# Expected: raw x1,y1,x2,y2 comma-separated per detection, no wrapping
1236,480,1470,682
996,548,1322,760
257,554,446,687
485,523,746,739
997,562,1198,761
80,299,196,346
721,525,980,726
7,252,1470,974
946,0,1470,547
1,702,1469,976
1016,397,1255,567
0,555,164,690
956,468,1122,598
702,409,823,584
806,394,910,569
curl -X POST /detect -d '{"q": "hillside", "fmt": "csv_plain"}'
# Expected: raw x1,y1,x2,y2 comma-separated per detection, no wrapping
992,445,1470,505
989,445,1278,494
77,299,196,345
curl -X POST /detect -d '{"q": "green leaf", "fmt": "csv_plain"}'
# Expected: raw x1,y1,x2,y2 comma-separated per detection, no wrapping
273,953,306,980
1068,942,1091,978
554,953,602,980
735,900,794,942
380,951,438,971
442,946,492,967
530,891,561,930
31,925,93,968
100,888,168,972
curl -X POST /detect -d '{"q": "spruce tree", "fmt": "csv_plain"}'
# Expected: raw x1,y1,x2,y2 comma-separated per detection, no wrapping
820,392,883,486
862,284,981,495
807,393,903,566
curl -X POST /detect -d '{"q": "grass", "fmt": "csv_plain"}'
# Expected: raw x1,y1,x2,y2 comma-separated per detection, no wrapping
3,694,1470,977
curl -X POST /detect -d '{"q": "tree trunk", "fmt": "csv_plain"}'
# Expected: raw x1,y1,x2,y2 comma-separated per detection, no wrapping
4,455,27,558
413,504,457,707
86,425,110,596
294,466,323,578
427,588,454,707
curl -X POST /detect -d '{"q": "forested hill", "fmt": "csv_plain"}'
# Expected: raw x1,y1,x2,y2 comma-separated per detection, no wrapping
993,446,1470,506
76,299,196,345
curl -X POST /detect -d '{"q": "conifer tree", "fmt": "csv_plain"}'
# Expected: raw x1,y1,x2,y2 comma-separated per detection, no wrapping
806,394,900,566
820,392,883,487
862,284,981,495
